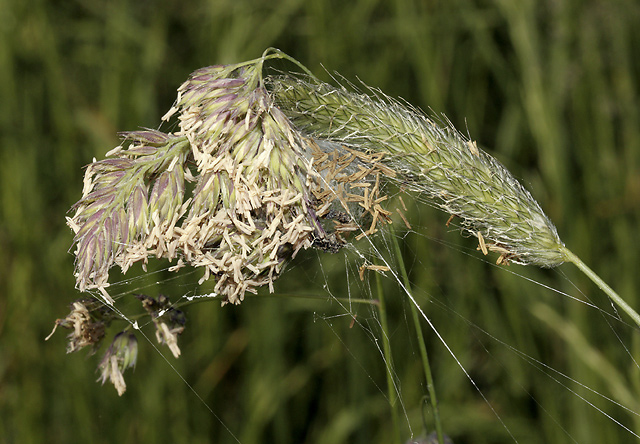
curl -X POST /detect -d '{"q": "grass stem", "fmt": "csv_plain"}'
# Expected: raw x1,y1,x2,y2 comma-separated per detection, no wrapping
390,227,446,444
561,246,640,329
374,266,402,444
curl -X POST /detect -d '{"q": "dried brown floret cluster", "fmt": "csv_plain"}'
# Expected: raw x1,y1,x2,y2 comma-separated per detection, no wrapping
97,332,138,396
68,57,397,305
48,294,184,395
307,139,397,244
135,294,186,358
46,299,115,353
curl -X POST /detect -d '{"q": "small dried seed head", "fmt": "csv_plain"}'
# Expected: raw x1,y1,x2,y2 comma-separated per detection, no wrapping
97,332,139,396
135,293,185,357
47,299,114,353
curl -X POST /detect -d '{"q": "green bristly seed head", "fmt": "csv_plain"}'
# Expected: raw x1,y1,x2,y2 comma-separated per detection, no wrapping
267,75,568,267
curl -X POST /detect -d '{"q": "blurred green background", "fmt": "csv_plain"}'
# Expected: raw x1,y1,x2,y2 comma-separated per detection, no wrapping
1,0,640,443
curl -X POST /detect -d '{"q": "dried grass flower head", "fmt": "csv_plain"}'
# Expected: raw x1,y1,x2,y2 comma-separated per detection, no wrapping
46,298,115,353
97,332,138,396
136,294,186,358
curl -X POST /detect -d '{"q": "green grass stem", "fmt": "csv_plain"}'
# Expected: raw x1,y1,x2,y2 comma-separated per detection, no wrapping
374,267,402,444
390,227,445,444
561,246,640,330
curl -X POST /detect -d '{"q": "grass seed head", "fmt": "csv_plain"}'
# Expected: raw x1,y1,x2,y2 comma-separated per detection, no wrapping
70,51,564,307
97,332,138,396
267,75,567,267
69,58,384,304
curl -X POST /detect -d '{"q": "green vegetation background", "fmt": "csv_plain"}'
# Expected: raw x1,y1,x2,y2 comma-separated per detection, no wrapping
1,0,639,443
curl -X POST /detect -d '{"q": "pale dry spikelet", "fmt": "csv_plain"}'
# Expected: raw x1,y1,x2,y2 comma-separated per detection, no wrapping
97,332,138,396
267,75,568,267
67,131,191,300
160,62,322,303
136,294,185,358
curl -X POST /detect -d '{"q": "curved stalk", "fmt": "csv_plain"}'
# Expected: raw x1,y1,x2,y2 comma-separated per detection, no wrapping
561,246,640,329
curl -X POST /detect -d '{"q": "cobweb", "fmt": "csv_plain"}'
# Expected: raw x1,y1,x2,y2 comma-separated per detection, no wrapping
61,64,640,441
72,177,640,443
